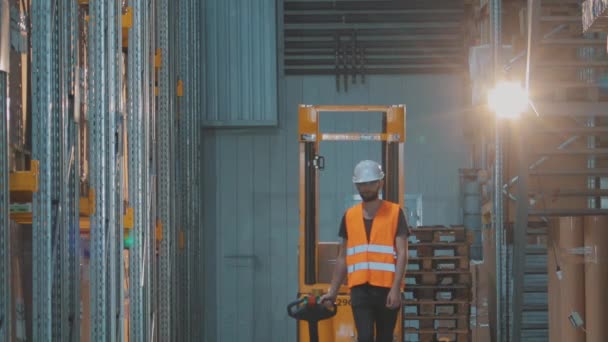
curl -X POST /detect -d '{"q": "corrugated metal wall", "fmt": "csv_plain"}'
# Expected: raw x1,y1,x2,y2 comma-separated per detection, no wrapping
202,75,472,342
202,0,278,126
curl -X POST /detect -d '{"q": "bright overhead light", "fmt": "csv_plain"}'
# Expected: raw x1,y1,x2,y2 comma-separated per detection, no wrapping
487,81,529,119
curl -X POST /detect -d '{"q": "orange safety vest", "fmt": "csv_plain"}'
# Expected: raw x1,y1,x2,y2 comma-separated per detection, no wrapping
345,201,401,289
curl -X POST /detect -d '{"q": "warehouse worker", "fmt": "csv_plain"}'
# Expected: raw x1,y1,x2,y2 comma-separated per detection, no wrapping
320,160,409,342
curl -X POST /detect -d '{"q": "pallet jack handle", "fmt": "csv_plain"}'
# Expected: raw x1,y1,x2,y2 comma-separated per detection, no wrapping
287,294,337,342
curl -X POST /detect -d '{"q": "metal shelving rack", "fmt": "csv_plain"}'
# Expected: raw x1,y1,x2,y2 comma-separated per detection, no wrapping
474,1,608,341
0,38,10,342
157,0,174,339
1,0,203,340
31,1,55,339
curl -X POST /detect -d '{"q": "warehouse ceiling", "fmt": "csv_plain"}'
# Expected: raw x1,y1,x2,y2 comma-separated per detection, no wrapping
283,0,470,82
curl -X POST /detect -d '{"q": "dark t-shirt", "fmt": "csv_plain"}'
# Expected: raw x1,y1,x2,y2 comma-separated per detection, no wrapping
338,206,410,241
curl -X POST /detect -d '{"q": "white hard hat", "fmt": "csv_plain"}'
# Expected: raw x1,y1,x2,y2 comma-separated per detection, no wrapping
352,160,385,183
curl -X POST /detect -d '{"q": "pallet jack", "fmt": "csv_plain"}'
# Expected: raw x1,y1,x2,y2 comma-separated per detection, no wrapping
288,294,338,342
288,105,406,342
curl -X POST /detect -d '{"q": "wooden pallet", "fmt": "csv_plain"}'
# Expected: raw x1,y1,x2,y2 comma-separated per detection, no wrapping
408,255,470,272
409,225,472,244
403,300,470,316
403,315,469,331
404,331,469,342
408,242,470,258
403,225,473,341
403,286,471,302
405,270,472,287
408,243,470,259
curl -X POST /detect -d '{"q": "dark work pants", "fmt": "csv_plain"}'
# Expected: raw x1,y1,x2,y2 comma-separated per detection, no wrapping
350,284,399,342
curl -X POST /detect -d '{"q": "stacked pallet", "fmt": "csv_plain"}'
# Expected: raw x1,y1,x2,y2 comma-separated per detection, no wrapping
402,225,473,342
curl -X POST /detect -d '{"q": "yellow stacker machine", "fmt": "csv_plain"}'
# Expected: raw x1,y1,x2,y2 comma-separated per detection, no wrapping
291,105,406,342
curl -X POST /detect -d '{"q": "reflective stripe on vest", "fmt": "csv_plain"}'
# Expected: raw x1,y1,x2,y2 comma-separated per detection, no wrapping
347,262,396,273
346,244,396,257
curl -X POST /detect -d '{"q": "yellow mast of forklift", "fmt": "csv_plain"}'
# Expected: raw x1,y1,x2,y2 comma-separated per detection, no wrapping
297,105,407,342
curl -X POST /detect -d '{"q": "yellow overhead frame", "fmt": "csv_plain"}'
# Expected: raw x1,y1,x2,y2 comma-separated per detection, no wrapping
297,104,406,342
297,104,406,293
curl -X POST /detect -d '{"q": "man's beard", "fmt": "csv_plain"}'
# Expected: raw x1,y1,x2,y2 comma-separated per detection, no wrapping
360,191,379,202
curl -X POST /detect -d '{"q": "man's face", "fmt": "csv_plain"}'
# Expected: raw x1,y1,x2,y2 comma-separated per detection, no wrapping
355,180,383,202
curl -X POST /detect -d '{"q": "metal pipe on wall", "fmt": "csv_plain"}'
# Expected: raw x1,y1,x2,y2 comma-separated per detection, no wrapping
0,8,9,340
0,68,10,342
583,216,608,342
547,221,560,342
558,217,585,342
511,119,528,342
489,0,506,340
0,0,9,72
460,169,482,259
493,57,507,342
491,0,502,82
